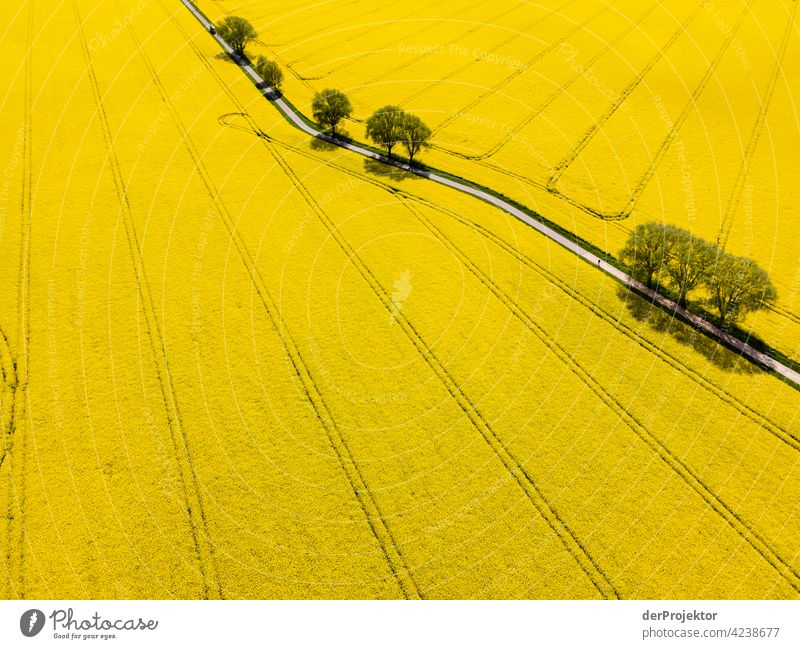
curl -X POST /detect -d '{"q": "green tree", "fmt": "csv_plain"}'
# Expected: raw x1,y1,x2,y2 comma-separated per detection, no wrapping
619,222,673,289
662,227,713,307
365,105,405,157
399,113,432,164
216,16,257,58
704,253,777,326
254,56,283,92
311,89,352,136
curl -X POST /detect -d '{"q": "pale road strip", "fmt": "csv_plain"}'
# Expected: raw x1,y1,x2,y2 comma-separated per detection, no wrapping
180,0,800,389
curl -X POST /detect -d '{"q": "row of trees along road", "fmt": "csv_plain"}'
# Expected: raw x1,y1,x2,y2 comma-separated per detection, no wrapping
310,94,433,163
214,18,284,91
214,18,775,328
620,223,776,326
216,17,433,164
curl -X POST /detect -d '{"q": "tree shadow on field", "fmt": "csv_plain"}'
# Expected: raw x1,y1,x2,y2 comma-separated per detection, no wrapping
615,286,759,375
362,157,421,182
214,51,241,65
309,125,352,149
309,136,338,152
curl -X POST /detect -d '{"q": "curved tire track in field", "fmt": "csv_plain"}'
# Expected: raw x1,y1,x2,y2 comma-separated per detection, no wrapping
443,149,629,223
547,2,705,191
718,1,796,249
533,0,754,221
422,0,698,223
450,0,749,222
153,0,423,600
71,0,223,600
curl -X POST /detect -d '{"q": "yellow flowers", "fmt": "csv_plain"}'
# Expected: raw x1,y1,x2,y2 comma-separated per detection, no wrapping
229,0,800,357
0,0,797,600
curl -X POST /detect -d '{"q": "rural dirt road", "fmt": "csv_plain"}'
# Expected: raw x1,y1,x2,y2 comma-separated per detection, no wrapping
181,0,800,390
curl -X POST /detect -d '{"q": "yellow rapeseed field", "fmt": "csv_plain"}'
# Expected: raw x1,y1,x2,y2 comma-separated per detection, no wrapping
221,0,800,358
0,0,798,599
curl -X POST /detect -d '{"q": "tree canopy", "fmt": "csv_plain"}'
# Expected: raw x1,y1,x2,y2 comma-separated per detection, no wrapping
619,222,776,325
311,89,352,136
399,113,431,163
254,56,283,92
365,105,405,157
619,222,674,289
704,253,776,326
216,16,257,57
662,226,713,307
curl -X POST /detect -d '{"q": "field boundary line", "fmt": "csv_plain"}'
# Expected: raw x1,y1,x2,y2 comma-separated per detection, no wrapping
71,0,224,600
151,0,424,599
